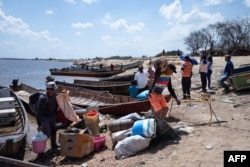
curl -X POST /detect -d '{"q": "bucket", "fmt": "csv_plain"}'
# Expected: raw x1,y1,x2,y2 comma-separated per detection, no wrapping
83,109,99,136
32,133,48,153
93,136,106,151
108,119,134,133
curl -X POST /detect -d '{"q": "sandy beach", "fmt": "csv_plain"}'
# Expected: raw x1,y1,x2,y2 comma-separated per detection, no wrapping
23,55,250,167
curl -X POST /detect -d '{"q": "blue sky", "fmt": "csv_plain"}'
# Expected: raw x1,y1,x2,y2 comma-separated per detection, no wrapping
0,0,249,59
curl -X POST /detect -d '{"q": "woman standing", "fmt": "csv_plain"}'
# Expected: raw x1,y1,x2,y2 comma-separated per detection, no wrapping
207,56,213,89
199,55,208,93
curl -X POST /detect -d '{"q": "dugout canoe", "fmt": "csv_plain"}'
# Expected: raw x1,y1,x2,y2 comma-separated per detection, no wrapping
100,73,135,81
73,79,130,95
0,86,29,160
0,156,46,167
55,84,172,116
50,68,126,77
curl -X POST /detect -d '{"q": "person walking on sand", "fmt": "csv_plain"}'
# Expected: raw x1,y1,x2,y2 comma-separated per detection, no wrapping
218,55,234,93
134,65,149,94
199,55,208,93
36,82,60,159
128,80,138,98
181,55,193,99
207,56,213,89
149,63,181,119
110,63,114,71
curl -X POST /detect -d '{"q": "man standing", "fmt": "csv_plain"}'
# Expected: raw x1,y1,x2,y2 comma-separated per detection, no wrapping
149,63,181,119
36,82,59,152
218,55,234,93
181,56,193,99
134,65,149,94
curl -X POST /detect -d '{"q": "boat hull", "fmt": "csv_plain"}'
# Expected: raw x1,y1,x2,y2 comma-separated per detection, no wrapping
231,66,250,91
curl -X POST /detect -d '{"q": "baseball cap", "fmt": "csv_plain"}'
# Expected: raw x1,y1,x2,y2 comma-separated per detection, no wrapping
168,64,177,73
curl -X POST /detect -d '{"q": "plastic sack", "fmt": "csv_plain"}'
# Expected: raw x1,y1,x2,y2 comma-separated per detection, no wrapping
111,129,131,147
56,91,79,122
136,90,149,100
114,135,151,159
131,118,156,138
118,113,142,121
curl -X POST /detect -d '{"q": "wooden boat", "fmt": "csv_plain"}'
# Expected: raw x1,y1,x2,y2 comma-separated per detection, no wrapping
100,73,135,81
73,79,130,95
9,83,86,116
50,68,126,77
230,65,250,91
0,156,46,167
55,84,172,116
122,60,143,70
0,86,29,160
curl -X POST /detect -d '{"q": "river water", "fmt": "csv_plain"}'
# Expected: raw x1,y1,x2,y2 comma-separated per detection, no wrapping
0,59,100,143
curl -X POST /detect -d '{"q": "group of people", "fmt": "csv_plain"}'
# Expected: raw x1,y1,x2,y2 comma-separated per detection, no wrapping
129,53,235,119
130,52,181,119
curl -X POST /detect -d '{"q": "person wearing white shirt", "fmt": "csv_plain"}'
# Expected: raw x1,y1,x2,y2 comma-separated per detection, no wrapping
134,65,149,94
199,55,208,92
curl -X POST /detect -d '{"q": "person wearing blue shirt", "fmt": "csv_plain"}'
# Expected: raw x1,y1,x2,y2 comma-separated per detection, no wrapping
128,80,138,98
218,55,234,93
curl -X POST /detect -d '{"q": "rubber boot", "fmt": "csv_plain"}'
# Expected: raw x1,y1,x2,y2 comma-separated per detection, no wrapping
50,134,60,149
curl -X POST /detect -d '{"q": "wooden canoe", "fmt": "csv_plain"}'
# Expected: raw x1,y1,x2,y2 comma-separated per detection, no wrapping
9,83,86,116
100,73,135,81
55,84,172,116
0,156,46,167
0,86,29,160
73,79,130,95
50,68,126,77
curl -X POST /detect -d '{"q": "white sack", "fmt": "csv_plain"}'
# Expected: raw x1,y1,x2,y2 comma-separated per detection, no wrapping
114,135,151,159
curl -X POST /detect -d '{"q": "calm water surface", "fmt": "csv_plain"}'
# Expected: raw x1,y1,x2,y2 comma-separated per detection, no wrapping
0,59,100,143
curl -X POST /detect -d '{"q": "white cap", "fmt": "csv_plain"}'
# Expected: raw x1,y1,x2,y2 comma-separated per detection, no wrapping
46,82,57,89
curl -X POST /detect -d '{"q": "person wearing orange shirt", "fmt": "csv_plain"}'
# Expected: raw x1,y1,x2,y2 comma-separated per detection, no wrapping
181,56,193,99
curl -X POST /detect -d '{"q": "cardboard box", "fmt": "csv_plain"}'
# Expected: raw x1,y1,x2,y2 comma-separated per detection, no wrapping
0,97,15,109
59,132,94,158
0,108,16,126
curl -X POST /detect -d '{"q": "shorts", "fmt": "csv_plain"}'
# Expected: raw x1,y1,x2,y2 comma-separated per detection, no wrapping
148,93,167,112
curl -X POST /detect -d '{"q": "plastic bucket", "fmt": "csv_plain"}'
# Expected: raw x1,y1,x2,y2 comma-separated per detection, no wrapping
93,136,106,151
32,139,47,153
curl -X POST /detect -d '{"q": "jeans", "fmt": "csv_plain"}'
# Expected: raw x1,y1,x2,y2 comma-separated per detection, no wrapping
182,77,191,98
207,69,212,88
200,72,207,92
218,74,228,89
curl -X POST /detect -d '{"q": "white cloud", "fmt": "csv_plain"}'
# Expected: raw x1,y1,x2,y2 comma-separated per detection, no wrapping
159,0,182,20
159,1,224,26
65,0,77,4
45,10,54,14
204,0,233,6
102,13,144,33
81,0,98,4
0,9,61,44
71,22,93,28
244,0,250,7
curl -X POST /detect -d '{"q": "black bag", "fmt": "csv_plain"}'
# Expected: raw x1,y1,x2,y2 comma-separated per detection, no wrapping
154,117,180,141
29,91,47,115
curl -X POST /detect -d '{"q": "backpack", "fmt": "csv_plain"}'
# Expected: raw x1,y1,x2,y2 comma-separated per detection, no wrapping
29,91,47,115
